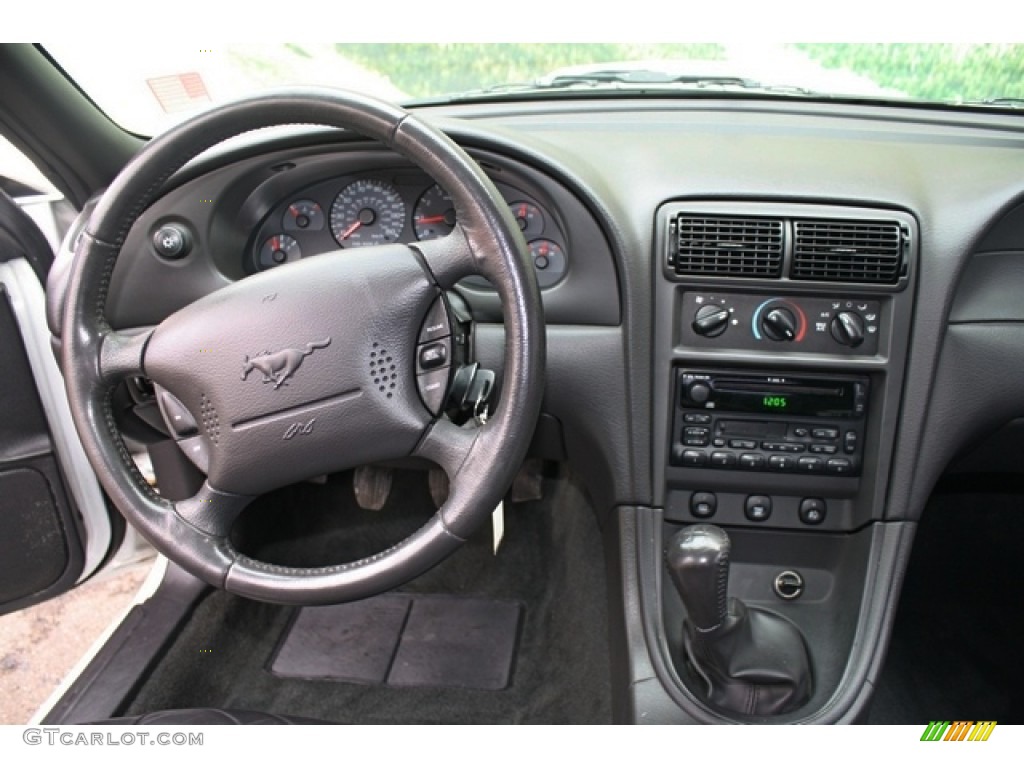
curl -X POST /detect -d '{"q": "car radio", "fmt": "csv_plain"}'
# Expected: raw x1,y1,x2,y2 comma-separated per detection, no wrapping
669,370,869,476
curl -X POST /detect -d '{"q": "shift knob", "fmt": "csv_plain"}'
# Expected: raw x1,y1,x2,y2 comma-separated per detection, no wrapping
665,524,731,632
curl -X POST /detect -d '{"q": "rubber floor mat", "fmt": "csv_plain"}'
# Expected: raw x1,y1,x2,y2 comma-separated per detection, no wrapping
270,594,522,691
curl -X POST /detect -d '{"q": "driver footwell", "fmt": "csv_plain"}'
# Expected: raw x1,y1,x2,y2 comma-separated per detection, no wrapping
121,467,612,723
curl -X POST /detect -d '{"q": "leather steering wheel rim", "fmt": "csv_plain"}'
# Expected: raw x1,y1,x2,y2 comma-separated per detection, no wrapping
61,88,544,604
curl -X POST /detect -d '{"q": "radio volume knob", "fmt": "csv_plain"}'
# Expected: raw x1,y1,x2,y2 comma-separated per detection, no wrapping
761,307,798,341
831,311,866,347
692,305,730,338
686,381,712,404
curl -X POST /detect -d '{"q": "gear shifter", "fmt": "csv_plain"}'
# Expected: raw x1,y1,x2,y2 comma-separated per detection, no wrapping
666,524,813,716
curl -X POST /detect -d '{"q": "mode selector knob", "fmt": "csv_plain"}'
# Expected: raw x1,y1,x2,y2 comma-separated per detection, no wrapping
761,307,798,341
692,304,730,338
831,311,866,347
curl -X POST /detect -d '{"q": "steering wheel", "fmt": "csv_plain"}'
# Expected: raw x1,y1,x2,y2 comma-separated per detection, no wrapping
61,89,544,604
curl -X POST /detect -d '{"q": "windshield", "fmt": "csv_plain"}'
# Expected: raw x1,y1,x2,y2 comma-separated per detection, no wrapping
48,43,1024,136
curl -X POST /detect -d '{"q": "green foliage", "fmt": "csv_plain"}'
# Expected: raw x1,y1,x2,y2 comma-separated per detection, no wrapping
334,44,725,99
795,44,1024,102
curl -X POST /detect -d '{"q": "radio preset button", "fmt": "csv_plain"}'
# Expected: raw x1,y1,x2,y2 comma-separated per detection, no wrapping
826,458,853,474
710,451,737,468
690,492,717,519
681,450,708,467
768,455,796,471
739,454,765,469
798,456,824,473
745,495,772,522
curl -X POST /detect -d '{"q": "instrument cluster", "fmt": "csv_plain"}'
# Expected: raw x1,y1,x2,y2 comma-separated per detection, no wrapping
250,170,568,288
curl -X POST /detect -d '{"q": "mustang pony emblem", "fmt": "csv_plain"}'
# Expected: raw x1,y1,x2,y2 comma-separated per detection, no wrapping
241,338,331,389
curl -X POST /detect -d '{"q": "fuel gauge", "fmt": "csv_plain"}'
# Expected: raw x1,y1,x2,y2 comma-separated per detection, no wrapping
509,201,545,239
258,234,301,270
283,199,325,231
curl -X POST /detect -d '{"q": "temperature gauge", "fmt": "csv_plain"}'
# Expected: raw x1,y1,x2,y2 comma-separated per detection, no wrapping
509,201,545,238
528,239,567,288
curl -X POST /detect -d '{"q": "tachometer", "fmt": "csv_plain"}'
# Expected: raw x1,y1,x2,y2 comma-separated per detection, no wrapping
413,184,456,240
329,179,406,247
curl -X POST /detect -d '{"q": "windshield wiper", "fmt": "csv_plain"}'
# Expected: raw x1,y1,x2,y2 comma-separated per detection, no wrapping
959,97,1024,109
544,69,762,88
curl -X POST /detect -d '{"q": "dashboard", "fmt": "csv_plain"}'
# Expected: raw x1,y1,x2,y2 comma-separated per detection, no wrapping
46,96,1024,724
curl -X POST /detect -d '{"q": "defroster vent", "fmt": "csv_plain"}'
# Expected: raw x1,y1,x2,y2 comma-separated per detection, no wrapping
792,219,905,284
670,215,783,278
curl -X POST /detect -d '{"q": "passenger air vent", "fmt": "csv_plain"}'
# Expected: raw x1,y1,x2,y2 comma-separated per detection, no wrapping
670,215,783,278
791,219,905,284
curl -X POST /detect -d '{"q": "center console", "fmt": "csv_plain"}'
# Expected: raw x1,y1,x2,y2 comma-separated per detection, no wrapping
641,200,918,722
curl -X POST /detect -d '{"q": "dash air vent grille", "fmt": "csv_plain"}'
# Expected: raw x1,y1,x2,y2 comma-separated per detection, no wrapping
670,215,783,278
791,219,905,284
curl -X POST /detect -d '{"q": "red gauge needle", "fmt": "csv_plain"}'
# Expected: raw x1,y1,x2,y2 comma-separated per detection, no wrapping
416,215,447,225
339,221,362,240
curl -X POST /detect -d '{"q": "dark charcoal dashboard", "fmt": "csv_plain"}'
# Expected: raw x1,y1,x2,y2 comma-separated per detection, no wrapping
48,97,1024,724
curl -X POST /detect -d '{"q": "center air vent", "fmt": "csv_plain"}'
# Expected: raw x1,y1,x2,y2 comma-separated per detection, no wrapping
670,215,783,278
791,219,905,284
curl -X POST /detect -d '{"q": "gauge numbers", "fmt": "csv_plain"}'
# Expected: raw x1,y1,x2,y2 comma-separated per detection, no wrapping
330,179,406,247
413,184,457,240
258,234,301,269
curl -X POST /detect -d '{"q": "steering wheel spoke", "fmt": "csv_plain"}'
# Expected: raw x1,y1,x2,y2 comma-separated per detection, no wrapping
175,481,253,538
412,417,481,480
411,227,478,289
98,328,151,382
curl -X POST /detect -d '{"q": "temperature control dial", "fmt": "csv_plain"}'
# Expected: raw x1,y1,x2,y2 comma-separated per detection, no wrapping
761,307,798,341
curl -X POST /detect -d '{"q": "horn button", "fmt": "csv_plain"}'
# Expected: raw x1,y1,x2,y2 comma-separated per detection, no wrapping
144,245,438,496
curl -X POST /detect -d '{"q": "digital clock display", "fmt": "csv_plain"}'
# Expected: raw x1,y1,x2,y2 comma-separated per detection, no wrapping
762,396,788,409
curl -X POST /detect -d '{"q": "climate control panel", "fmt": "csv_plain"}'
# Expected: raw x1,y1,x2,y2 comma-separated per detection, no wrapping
681,292,882,355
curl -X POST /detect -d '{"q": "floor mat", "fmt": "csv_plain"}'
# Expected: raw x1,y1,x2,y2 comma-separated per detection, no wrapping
271,594,522,690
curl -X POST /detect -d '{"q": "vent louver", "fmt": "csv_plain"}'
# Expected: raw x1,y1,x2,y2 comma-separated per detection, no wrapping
670,215,783,278
791,219,904,284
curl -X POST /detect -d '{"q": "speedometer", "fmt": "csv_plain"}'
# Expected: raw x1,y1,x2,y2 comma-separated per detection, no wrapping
329,179,406,247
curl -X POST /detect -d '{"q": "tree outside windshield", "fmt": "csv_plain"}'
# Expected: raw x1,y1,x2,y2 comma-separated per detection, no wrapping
47,43,1024,137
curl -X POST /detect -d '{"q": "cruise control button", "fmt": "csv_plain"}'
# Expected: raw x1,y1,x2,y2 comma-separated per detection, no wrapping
417,367,451,416
826,458,853,474
745,495,772,522
418,296,451,343
710,451,737,468
799,498,827,525
690,492,717,519
417,340,449,371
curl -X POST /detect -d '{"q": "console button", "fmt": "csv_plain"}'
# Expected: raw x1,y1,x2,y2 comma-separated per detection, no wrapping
798,456,824,473
739,453,765,469
417,340,449,371
809,444,838,454
681,450,708,467
826,458,853,475
812,427,839,440
768,455,796,471
710,451,737,468
690,492,717,519
419,296,451,343
762,442,805,453
683,412,712,424
745,495,772,522
844,430,858,454
799,498,827,525
683,427,710,446
729,439,757,450
792,427,810,438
